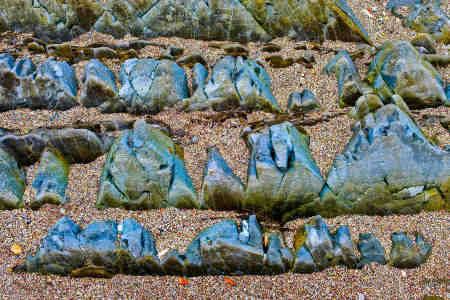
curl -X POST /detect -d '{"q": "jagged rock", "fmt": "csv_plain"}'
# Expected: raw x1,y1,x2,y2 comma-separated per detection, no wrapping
0,133,46,166
366,41,448,108
101,58,188,114
262,43,281,53
0,146,26,209
32,128,112,164
323,104,450,216
97,119,199,210
357,233,387,265
389,232,432,268
387,0,449,43
200,147,245,211
177,54,207,68
31,150,70,209
0,55,78,111
292,216,359,272
411,34,437,54
265,54,295,68
182,56,281,113
80,59,119,108
222,43,250,58
0,0,371,45
324,50,366,107
287,89,321,113
245,122,324,222
352,94,384,120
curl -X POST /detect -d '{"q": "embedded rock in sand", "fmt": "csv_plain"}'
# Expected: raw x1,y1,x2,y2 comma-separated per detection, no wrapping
244,122,324,222
389,232,432,268
182,56,282,113
287,89,321,113
357,233,387,265
97,119,199,210
322,104,450,216
0,146,26,209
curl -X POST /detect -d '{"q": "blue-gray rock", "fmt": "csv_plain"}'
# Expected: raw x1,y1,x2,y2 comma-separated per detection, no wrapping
97,119,199,210
200,146,245,210
386,0,449,43
182,56,282,113
31,150,70,209
323,104,450,216
287,89,321,113
367,41,448,108
292,245,318,273
265,234,289,274
0,146,26,209
0,133,46,166
389,232,432,268
80,59,119,108
333,226,360,268
0,56,79,112
245,122,324,222
445,84,450,101
103,58,188,114
357,233,387,265
324,50,366,107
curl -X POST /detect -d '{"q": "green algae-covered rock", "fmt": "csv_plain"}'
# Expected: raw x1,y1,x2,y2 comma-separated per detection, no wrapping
200,146,245,211
389,232,432,268
245,122,324,222
97,119,199,210
182,56,282,113
367,40,448,108
0,146,26,209
323,104,450,216
31,150,70,209
0,133,46,166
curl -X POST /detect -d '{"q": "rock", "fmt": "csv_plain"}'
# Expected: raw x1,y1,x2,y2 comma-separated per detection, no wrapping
261,43,281,53
411,34,437,54
33,128,111,164
387,0,449,43
162,46,184,60
323,104,450,216
0,146,26,209
0,55,78,112
104,58,188,114
27,42,46,54
440,116,450,130
0,133,46,166
324,50,365,107
200,147,245,210
422,54,450,66
245,122,324,222
294,44,308,50
177,54,207,68
97,119,199,210
297,54,315,68
92,47,117,59
222,43,249,58
389,232,432,268
357,233,386,265
422,188,447,211
265,54,295,68
80,59,119,108
182,56,282,113
366,41,448,108
352,94,384,120
101,120,135,132
161,250,185,275
287,89,321,113
31,150,70,209
293,216,359,272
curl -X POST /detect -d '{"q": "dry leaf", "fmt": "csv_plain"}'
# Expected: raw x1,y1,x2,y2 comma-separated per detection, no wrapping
224,277,235,286
10,244,22,255
178,277,188,286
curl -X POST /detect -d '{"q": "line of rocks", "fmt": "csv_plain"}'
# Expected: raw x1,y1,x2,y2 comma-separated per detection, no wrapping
13,215,433,278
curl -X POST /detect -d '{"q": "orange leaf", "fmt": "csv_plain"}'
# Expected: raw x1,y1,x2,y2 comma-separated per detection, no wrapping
224,277,235,286
178,277,188,286
10,244,22,255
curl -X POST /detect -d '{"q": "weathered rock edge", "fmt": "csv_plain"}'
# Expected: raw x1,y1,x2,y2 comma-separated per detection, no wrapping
13,215,432,278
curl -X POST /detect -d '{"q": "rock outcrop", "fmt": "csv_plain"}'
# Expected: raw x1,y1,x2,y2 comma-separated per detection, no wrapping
389,232,432,268
97,119,199,210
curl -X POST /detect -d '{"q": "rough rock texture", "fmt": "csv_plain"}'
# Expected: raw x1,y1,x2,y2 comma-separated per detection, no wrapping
97,119,199,210
80,59,119,108
101,58,188,114
200,146,245,211
0,146,26,209
292,216,359,273
366,40,448,108
389,232,432,268
287,89,321,113
0,0,372,44
323,50,366,107
357,233,387,265
245,122,324,222
322,104,450,216
387,0,449,44
411,33,437,54
0,133,46,166
182,57,282,113
0,54,78,112
31,150,70,209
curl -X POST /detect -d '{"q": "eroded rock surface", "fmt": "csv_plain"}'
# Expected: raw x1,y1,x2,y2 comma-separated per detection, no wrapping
389,232,432,268
0,146,26,209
